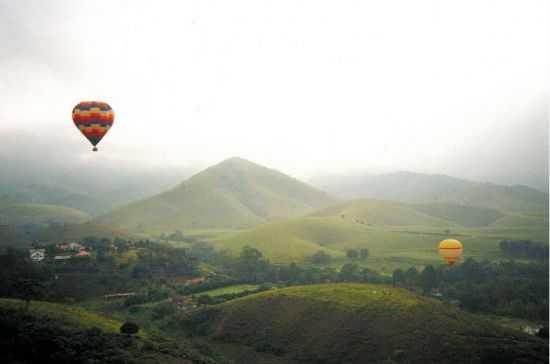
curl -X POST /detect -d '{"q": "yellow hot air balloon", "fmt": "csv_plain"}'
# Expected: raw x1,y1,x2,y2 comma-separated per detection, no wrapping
438,239,463,265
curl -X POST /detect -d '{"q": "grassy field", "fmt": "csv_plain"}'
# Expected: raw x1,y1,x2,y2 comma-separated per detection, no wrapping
210,199,548,272
179,283,548,364
199,284,260,297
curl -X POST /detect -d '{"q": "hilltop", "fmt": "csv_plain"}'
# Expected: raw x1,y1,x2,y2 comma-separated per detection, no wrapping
311,171,548,213
0,298,215,364
179,283,548,364
98,157,334,233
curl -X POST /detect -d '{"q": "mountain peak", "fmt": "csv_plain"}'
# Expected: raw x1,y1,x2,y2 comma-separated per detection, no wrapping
214,156,259,168
98,158,334,232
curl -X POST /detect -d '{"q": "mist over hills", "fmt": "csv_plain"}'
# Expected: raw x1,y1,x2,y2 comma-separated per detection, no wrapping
98,157,547,236
310,171,548,213
0,146,192,215
0,202,90,226
97,157,335,232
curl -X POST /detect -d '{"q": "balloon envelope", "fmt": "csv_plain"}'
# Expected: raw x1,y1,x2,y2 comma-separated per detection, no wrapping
72,101,114,151
438,239,463,265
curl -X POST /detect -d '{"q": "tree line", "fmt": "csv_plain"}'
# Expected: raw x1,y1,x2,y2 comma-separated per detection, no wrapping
393,259,549,322
499,240,548,261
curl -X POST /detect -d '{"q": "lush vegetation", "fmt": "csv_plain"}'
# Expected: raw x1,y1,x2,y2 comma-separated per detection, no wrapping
499,239,549,260
0,239,199,302
0,300,215,364
393,259,549,322
1,158,548,364
178,283,548,364
212,210,547,271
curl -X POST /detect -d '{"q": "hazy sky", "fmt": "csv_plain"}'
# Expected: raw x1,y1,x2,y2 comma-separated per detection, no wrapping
0,0,548,188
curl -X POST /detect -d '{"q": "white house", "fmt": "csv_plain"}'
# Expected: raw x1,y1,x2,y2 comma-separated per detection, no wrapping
29,248,46,262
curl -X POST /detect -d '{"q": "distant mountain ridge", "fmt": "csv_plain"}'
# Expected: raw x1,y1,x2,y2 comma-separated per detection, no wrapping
0,202,90,226
97,157,335,232
310,171,548,213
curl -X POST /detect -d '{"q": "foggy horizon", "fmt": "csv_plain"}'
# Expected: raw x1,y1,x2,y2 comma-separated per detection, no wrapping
1,0,548,191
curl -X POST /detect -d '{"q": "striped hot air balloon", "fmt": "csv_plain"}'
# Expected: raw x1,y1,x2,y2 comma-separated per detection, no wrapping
438,239,463,265
72,101,114,151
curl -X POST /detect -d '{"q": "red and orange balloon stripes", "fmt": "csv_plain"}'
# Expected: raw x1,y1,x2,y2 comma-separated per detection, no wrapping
72,101,114,151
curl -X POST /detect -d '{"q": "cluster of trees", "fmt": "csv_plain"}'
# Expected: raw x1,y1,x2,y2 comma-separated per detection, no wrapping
1,237,201,303
0,248,51,308
123,283,172,308
346,248,369,260
499,240,548,261
131,244,198,279
227,246,387,285
310,248,369,265
159,230,198,243
393,259,549,321
0,308,140,363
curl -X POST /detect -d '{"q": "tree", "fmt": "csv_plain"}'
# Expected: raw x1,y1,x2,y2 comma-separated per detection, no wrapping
340,263,359,281
404,267,418,286
359,248,369,260
392,269,404,287
11,278,44,311
120,321,139,336
236,246,269,282
346,249,359,260
152,302,177,320
197,294,214,306
537,326,548,339
311,250,332,265
360,267,369,282
420,265,438,294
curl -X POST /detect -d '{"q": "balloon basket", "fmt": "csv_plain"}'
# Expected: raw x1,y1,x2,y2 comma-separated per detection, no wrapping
92,147,98,152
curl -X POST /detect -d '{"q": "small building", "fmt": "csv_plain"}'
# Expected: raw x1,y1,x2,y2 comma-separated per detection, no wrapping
431,288,443,298
29,248,46,262
58,242,85,251
186,277,205,285
522,325,543,336
73,250,91,258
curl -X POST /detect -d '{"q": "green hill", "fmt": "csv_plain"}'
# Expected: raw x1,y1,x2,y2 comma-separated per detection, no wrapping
0,298,122,333
180,283,548,364
212,215,479,267
311,199,456,227
212,217,347,263
0,298,215,364
0,202,90,226
408,203,505,227
311,171,548,213
212,199,547,268
98,157,334,233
